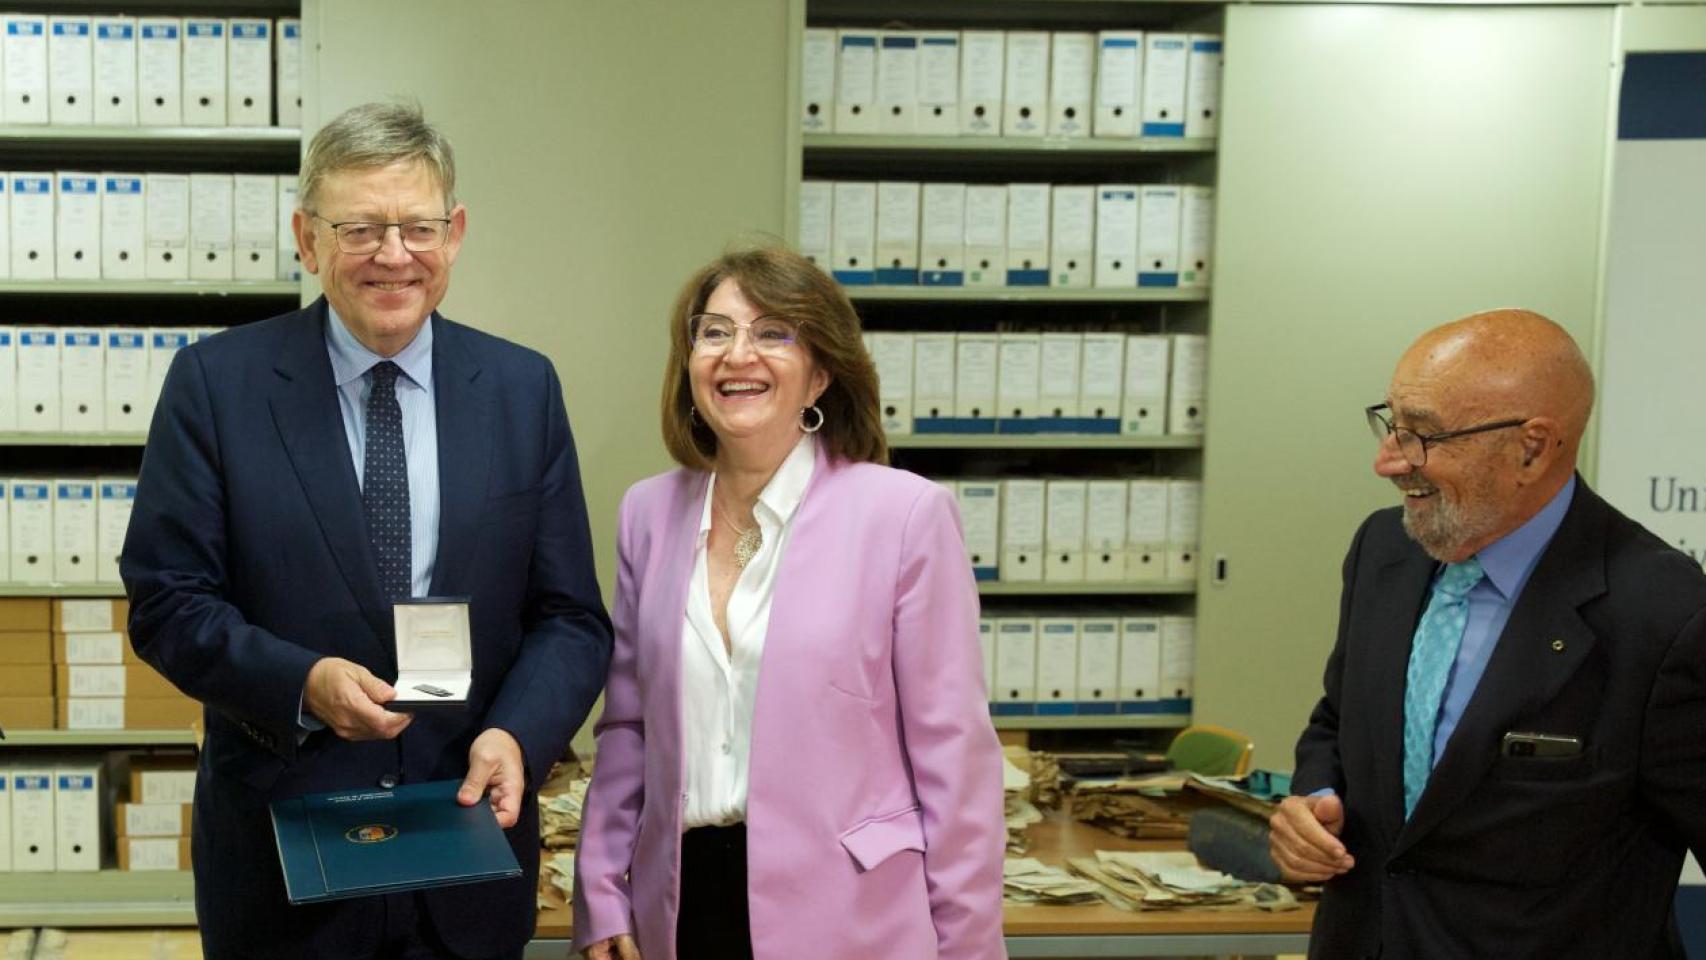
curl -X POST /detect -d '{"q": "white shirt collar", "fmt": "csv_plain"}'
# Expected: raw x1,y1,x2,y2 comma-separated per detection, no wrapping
324,302,434,392
697,434,818,537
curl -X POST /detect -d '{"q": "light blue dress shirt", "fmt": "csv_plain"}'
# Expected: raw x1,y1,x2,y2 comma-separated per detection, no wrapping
324,306,440,598
1424,475,1576,766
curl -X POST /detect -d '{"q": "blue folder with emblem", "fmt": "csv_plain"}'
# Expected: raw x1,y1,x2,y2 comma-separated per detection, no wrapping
269,779,522,904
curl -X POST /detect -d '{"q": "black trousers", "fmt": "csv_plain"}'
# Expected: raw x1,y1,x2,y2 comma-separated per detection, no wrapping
677,823,754,960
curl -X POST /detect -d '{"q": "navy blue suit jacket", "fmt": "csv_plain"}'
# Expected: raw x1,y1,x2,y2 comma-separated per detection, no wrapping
122,299,612,958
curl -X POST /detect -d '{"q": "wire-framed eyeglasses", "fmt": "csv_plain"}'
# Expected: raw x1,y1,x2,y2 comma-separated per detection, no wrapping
1366,403,1528,467
311,214,453,255
688,314,804,356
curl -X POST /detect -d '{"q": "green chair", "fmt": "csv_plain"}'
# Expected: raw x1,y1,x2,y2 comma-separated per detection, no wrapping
1166,724,1255,777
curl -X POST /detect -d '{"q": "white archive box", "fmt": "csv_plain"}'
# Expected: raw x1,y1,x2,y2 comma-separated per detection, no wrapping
1001,31,1047,137
0,485,9,581
1005,183,1049,285
1185,34,1223,140
958,30,1003,136
233,174,278,280
797,180,832,268
58,329,103,433
1077,615,1121,712
226,18,272,126
53,766,100,871
916,31,959,136
104,329,149,432
874,181,920,285
1048,185,1094,289
385,599,473,711
919,183,965,286
978,618,995,695
1094,32,1144,138
180,18,226,126
16,329,59,431
147,329,192,422
911,332,955,422
1095,185,1140,288
92,17,139,125
1125,477,1169,582
277,18,303,128
800,28,835,133
869,332,913,436
55,172,101,280
952,332,998,422
1038,332,1081,420
1118,616,1162,709
47,16,94,126
11,767,55,871
0,178,9,280
276,175,301,281
97,477,136,583
876,31,918,135
956,479,1001,581
1165,478,1202,582
1047,32,1094,138
1078,332,1126,428
992,616,1037,708
999,478,1045,582
996,332,1041,421
829,181,875,285
1044,479,1087,582
145,173,190,279
3,15,50,125
9,480,53,584
1137,184,1182,288
0,763,10,867
1141,34,1189,137
1180,186,1214,289
1160,615,1195,701
962,184,1006,288
0,327,15,431
10,173,55,280
189,173,234,280
1084,479,1129,581
1168,333,1207,434
53,478,98,583
1035,617,1080,713
137,18,182,125
102,173,147,279
834,29,878,134
1122,334,1170,436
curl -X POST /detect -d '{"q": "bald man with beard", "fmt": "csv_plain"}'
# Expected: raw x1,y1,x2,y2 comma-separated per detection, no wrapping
1271,310,1706,960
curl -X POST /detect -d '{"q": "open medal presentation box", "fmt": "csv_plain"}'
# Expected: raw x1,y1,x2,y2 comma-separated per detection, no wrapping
384,598,472,711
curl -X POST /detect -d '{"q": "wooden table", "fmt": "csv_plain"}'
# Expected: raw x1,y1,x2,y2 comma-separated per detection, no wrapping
530,810,1313,958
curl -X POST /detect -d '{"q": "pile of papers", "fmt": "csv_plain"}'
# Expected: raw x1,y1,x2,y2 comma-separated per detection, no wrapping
1067,850,1245,910
538,852,576,911
1002,754,1042,854
1069,778,1193,839
1002,857,1106,906
538,762,589,852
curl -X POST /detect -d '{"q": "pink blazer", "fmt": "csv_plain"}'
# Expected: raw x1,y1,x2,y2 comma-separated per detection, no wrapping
573,445,1006,960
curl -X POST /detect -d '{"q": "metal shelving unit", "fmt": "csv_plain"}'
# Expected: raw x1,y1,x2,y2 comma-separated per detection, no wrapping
0,872,195,928
0,280,298,296
842,285,1208,303
805,133,1216,154
890,434,1201,450
0,584,124,598
977,581,1195,596
0,729,198,747
992,713,1189,731
0,433,147,446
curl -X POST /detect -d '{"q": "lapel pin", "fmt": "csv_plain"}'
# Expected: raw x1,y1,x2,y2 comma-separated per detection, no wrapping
1550,639,1565,653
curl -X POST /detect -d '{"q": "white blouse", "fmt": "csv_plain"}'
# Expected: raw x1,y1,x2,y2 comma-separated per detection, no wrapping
679,434,816,829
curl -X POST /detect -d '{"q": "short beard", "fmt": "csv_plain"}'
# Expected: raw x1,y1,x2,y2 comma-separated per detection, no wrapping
1399,473,1503,562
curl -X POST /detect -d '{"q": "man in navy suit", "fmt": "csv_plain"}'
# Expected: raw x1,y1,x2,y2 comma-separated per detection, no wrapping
1270,309,1706,959
122,102,612,959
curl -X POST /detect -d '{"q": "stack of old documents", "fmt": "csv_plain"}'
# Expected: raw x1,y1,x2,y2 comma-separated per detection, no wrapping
1003,857,1106,906
1067,850,1245,909
1068,775,1194,839
1003,754,1043,854
536,760,590,911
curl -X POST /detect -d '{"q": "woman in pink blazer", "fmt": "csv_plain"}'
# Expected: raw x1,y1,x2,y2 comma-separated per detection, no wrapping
573,247,1005,960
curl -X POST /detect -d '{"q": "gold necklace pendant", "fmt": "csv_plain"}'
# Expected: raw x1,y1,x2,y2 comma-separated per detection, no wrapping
734,526,763,568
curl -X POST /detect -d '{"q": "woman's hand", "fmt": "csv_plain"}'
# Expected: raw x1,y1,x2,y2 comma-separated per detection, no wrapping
583,934,641,960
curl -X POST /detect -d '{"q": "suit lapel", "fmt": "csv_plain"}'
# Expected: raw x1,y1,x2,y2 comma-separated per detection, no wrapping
426,315,492,598
1395,484,1606,854
655,472,710,805
268,299,391,642
1368,547,1439,840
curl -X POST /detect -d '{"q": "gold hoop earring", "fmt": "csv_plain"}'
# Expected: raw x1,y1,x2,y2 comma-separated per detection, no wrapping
800,405,825,434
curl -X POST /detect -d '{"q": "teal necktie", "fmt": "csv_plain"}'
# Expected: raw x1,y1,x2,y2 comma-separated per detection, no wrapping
1402,557,1484,818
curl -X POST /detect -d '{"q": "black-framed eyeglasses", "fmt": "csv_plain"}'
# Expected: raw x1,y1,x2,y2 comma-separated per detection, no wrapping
688,314,804,356
1366,403,1528,467
310,214,453,255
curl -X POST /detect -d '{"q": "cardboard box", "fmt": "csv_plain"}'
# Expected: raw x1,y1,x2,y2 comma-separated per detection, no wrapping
52,598,129,632
55,663,178,699
0,664,53,696
117,835,192,871
114,801,193,837
128,755,198,804
58,695,201,732
0,599,51,632
0,695,55,730
53,631,138,664
0,631,52,664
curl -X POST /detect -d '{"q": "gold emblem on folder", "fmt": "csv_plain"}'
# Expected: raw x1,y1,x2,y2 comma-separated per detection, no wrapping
345,823,399,844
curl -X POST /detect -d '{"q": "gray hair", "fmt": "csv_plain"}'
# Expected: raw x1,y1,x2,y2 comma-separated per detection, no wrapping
298,101,457,212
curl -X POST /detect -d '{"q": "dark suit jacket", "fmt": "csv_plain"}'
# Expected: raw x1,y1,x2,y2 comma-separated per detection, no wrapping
121,299,613,959
1293,479,1706,959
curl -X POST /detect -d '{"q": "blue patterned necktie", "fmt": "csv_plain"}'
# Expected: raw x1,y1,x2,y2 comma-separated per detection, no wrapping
1402,557,1484,818
363,361,411,602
